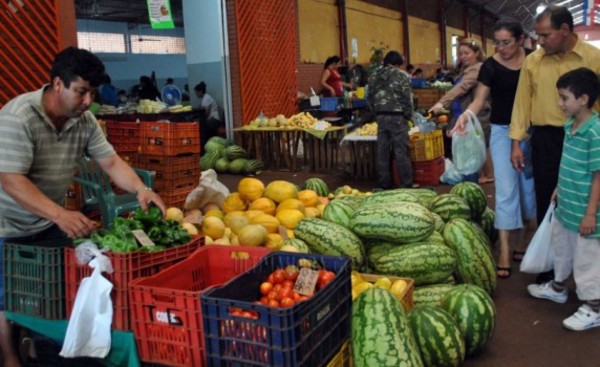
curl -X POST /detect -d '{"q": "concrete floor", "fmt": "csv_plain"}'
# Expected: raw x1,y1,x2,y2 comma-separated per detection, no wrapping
219,169,600,367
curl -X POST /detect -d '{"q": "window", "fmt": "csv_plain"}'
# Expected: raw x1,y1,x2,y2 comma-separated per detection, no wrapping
129,35,186,54
77,32,126,53
451,35,459,65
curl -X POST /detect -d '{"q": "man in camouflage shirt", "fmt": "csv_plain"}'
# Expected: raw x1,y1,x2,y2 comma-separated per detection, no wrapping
367,50,414,188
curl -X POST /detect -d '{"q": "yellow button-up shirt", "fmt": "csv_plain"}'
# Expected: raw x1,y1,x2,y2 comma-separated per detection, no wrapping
509,37,600,140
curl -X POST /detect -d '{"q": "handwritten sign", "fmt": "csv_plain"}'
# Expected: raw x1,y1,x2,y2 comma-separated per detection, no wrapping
132,229,155,247
293,267,319,296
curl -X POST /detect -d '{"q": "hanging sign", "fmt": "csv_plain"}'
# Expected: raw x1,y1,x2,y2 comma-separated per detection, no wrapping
147,0,175,29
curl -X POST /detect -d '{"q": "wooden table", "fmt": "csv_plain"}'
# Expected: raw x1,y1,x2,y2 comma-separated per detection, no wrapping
301,126,347,173
341,134,378,180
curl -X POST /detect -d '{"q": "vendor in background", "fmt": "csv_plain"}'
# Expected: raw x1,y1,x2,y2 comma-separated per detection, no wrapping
320,56,354,97
428,38,494,184
138,75,161,101
194,82,223,150
0,47,166,367
98,74,118,107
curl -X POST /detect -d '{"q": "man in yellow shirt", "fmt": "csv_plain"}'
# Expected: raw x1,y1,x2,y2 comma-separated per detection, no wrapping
510,5,600,282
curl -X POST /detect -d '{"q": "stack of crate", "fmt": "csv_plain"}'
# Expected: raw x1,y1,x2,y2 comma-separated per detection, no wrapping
106,120,142,165
137,121,201,208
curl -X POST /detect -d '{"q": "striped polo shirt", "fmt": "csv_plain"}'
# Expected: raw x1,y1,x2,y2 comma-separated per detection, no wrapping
555,112,600,237
0,86,115,237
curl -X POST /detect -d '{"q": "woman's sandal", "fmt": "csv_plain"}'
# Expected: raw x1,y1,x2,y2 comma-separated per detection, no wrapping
496,266,511,279
512,250,526,262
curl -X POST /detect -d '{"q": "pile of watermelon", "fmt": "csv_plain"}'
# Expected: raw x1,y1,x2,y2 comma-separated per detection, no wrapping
286,181,499,366
200,136,264,175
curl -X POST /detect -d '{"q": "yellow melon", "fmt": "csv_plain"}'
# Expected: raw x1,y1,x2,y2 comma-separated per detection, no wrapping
222,193,247,213
228,215,250,235
297,190,319,207
265,233,284,250
223,211,245,227
248,197,277,215
286,229,295,239
263,180,298,203
165,207,183,222
202,203,221,212
243,210,265,221
304,207,321,218
181,222,199,236
276,209,305,229
276,198,305,214
250,214,280,233
237,224,268,247
204,209,224,219
201,216,226,239
238,177,265,201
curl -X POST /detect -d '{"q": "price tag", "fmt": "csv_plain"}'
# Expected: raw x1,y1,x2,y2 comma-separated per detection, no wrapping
293,267,319,296
131,229,155,247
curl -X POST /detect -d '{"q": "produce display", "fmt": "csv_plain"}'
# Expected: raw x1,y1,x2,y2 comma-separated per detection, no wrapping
200,136,264,175
244,111,332,129
354,122,377,136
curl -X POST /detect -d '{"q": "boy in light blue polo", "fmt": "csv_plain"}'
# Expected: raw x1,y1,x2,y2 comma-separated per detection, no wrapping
527,67,600,331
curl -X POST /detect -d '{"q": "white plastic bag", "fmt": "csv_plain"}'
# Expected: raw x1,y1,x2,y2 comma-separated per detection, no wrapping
520,203,555,274
60,242,113,358
452,110,486,175
184,169,230,210
439,158,464,185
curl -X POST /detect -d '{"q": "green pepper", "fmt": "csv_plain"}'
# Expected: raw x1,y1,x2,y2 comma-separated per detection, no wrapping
147,226,163,241
127,219,144,230
133,206,163,224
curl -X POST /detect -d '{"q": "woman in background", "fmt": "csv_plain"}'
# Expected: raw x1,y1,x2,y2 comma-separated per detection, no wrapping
320,56,353,97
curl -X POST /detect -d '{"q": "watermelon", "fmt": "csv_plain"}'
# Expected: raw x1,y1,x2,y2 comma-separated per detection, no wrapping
413,284,455,307
479,207,498,245
350,202,435,244
360,189,423,207
204,137,229,153
369,242,457,286
443,218,496,294
431,211,445,233
302,178,329,196
227,158,248,174
352,287,424,367
408,305,466,367
294,218,364,269
366,242,396,266
224,145,248,161
441,284,496,356
214,157,229,173
322,199,356,227
424,230,446,246
280,238,310,253
450,182,487,221
200,150,221,170
429,194,471,222
243,159,264,175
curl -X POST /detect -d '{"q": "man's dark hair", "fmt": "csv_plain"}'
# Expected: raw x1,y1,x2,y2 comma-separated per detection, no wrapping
556,67,600,108
383,51,404,67
194,82,206,93
494,16,525,40
536,5,573,32
50,47,105,88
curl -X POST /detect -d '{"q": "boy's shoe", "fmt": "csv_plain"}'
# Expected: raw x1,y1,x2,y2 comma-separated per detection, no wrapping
563,305,600,331
527,281,568,304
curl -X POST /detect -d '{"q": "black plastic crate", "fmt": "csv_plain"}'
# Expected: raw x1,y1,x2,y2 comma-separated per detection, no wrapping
201,252,351,367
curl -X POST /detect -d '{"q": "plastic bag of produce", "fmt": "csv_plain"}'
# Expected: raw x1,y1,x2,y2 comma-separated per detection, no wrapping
184,169,230,210
440,158,464,185
520,203,555,273
451,110,486,175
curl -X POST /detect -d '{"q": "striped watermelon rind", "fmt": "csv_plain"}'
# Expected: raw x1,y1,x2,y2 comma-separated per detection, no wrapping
441,284,496,356
443,218,497,294
413,284,455,307
429,194,471,222
350,202,435,244
302,178,329,196
352,287,424,367
450,182,487,221
280,238,311,253
322,199,356,227
479,207,498,245
294,218,364,269
408,305,466,367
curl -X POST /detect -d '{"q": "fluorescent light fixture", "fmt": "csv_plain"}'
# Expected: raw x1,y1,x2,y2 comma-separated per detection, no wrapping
536,4,546,14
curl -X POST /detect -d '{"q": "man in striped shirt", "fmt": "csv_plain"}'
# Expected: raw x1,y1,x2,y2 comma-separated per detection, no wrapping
0,47,166,366
527,68,600,331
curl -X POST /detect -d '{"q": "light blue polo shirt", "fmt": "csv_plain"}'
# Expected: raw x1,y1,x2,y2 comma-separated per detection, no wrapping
555,112,600,237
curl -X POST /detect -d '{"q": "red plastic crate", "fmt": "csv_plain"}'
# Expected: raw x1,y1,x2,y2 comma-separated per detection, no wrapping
137,154,201,191
141,122,200,156
108,135,141,153
107,121,141,152
155,187,195,209
64,237,203,330
392,156,446,187
129,246,271,367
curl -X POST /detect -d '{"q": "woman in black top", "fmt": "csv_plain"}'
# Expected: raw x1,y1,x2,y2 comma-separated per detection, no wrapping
451,18,536,279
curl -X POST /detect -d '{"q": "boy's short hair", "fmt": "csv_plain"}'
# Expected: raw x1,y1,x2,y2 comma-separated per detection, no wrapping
50,47,105,88
556,67,600,108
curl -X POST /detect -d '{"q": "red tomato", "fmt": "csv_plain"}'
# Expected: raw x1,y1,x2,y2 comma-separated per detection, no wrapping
267,291,278,301
292,291,302,302
272,269,286,284
241,311,254,318
267,299,280,308
282,280,295,289
230,308,242,316
318,270,336,289
267,274,275,284
273,284,282,293
297,295,310,303
259,282,274,296
284,265,299,281
280,297,295,307
277,287,292,301
260,297,269,305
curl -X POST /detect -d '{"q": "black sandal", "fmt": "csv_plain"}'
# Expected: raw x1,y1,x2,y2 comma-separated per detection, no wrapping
513,250,526,262
497,266,511,279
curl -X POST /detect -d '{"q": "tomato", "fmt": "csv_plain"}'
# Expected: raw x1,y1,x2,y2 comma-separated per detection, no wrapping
267,274,275,284
272,269,286,284
282,280,295,289
280,297,295,307
284,265,299,281
292,291,302,302
259,282,274,296
267,299,280,308
241,311,254,318
267,291,278,301
229,308,242,316
277,287,292,301
260,297,269,305
318,270,336,289
296,295,310,303
272,284,282,293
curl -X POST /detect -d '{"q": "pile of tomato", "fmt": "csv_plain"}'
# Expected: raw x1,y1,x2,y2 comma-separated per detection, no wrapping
256,265,336,308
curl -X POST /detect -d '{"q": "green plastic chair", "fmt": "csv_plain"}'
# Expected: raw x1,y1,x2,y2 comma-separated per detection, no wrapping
74,155,154,228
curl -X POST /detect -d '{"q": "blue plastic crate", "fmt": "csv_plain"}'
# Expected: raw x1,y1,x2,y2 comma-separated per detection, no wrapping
201,252,351,367
319,97,339,112
351,98,367,109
